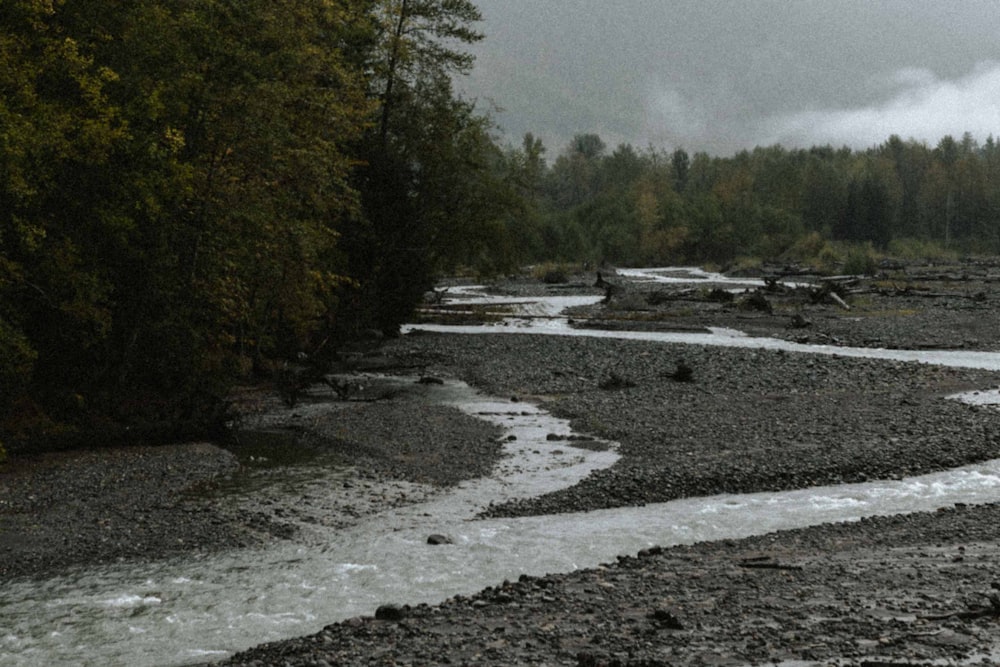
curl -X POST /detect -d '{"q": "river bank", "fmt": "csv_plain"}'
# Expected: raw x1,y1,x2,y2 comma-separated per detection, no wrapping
0,383,505,581
5,264,1000,665
218,266,1000,666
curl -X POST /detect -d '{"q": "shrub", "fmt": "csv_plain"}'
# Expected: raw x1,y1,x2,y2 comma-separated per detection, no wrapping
887,237,958,262
782,231,831,264
842,244,879,276
541,268,568,284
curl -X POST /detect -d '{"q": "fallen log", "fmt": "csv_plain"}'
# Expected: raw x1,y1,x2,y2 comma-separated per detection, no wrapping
827,290,851,311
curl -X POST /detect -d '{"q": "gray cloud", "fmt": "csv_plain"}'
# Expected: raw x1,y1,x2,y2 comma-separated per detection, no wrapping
759,62,1000,149
460,0,1000,155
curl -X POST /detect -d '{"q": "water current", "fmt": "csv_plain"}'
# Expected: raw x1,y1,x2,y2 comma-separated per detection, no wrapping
3,267,1000,667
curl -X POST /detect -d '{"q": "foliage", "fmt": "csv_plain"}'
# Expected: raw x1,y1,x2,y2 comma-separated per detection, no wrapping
513,132,1000,270
2,0,505,451
530,261,583,283
840,244,880,276
887,238,960,262
335,0,522,338
8,0,1000,459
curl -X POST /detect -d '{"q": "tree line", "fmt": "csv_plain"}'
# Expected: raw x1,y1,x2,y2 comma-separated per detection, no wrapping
0,0,518,454
503,131,1000,269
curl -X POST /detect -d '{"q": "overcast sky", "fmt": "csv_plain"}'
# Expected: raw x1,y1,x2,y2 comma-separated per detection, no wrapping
457,0,1000,157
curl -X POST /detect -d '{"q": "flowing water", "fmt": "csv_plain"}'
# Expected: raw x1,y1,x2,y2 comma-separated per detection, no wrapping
3,267,1000,667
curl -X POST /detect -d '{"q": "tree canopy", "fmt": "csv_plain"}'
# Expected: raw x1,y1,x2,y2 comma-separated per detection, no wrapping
0,0,512,451
508,131,1000,267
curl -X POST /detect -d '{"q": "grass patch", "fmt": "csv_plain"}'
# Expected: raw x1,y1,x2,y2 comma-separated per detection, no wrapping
887,238,959,262
841,243,879,276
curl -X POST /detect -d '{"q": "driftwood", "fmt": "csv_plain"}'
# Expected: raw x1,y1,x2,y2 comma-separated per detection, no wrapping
645,288,701,305
763,275,784,291
870,285,989,301
598,372,636,390
706,288,734,303
808,282,851,310
786,313,811,329
826,290,851,311
738,290,773,314
422,287,448,304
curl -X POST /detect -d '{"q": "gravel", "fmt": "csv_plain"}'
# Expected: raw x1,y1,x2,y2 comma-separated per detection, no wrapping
7,264,1000,664
0,382,504,580
218,266,1000,666
0,443,266,580
390,332,1000,519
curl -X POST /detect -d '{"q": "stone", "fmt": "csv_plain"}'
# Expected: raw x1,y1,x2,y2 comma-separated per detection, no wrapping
375,604,406,621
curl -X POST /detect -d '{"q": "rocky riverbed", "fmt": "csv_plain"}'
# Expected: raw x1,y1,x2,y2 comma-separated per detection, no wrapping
0,384,504,580
5,262,1000,665
219,264,1000,666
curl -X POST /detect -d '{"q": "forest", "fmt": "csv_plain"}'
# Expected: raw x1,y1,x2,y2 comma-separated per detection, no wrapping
3,0,999,458
519,131,1000,270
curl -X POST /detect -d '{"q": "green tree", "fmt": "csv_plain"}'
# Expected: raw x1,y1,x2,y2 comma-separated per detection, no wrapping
0,0,127,436
670,148,690,192
1,0,372,446
800,149,848,236
339,0,521,334
545,134,607,209
837,158,899,249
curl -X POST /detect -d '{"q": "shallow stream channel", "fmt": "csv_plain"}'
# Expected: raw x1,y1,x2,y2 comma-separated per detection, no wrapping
4,268,1000,666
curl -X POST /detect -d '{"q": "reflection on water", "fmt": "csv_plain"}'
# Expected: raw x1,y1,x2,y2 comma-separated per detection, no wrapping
3,267,1000,667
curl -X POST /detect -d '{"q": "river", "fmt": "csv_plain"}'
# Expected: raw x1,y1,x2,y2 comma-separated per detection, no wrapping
2,267,999,667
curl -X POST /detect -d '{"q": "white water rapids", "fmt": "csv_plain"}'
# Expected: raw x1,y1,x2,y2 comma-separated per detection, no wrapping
3,267,1000,667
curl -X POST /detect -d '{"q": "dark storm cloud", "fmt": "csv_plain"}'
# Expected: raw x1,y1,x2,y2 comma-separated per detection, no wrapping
460,0,1000,155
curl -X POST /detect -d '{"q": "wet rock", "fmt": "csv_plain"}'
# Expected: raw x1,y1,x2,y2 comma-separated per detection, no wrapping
738,290,773,314
427,534,454,545
374,604,407,621
648,607,684,630
787,313,811,329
